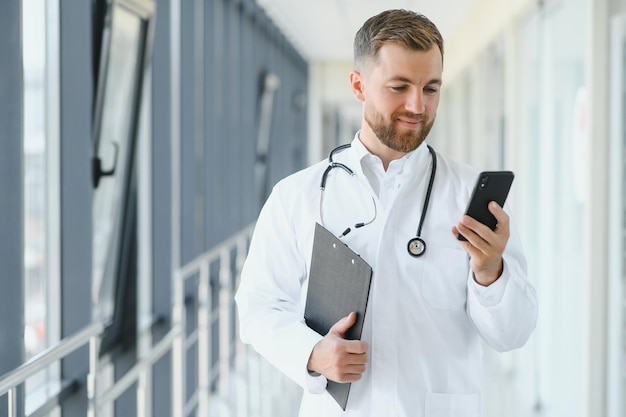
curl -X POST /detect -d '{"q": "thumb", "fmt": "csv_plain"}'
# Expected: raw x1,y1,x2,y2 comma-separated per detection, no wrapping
329,312,357,337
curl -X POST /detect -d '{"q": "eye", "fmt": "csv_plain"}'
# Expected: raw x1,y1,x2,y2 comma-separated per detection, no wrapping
390,85,408,92
424,86,440,95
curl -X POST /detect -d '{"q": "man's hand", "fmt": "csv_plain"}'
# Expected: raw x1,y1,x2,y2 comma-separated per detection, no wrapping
307,312,368,383
452,201,509,286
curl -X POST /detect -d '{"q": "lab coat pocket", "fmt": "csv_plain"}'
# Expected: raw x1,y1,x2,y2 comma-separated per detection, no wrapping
421,246,469,310
425,392,480,417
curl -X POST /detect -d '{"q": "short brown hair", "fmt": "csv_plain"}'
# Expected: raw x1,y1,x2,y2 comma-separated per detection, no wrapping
354,9,444,69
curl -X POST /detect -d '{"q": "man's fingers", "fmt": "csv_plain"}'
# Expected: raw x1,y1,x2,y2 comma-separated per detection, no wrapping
335,364,367,382
334,351,368,366
325,341,368,382
329,311,357,337
330,359,368,383
454,221,488,254
334,371,365,383
462,216,492,241
344,340,368,354
309,313,369,382
488,201,509,231
457,205,510,248
452,202,511,285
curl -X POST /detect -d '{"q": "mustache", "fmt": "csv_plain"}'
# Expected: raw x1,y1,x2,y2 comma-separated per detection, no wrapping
394,112,428,123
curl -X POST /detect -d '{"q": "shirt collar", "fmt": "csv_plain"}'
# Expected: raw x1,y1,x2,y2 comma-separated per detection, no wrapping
350,131,432,177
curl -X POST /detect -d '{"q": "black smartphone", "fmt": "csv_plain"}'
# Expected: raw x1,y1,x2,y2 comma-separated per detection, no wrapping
457,171,514,241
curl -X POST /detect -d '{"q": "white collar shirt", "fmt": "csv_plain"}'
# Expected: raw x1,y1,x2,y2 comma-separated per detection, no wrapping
235,133,537,417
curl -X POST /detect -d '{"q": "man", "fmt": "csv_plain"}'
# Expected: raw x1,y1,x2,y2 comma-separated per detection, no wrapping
235,9,537,417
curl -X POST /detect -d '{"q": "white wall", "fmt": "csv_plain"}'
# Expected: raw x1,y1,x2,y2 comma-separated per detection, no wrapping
307,61,361,164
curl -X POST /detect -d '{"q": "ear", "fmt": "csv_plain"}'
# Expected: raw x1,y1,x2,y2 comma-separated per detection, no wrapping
349,71,365,102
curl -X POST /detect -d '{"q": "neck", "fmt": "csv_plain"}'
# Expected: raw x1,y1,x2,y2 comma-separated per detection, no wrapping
357,128,407,171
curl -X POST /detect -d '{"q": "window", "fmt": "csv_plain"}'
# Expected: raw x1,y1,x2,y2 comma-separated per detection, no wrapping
23,0,49,363
608,13,626,417
514,1,586,415
22,0,62,412
91,0,154,351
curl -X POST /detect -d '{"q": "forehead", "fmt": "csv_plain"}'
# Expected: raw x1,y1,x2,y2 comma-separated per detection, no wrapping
372,43,443,83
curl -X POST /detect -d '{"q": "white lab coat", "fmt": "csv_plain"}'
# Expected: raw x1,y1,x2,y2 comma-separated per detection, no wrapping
235,136,537,417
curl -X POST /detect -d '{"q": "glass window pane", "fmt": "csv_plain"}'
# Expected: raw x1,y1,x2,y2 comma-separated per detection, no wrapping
514,1,586,416
22,2,62,413
23,0,48,362
609,13,626,417
23,2,64,413
92,5,143,322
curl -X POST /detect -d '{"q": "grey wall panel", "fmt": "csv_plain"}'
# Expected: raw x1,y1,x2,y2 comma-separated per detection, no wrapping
153,0,310,408
59,0,93,415
152,352,171,417
239,5,257,225
204,0,226,248
180,0,198,265
263,34,308,192
227,0,241,236
151,0,173,415
220,0,233,244
197,0,308,250
0,1,24,415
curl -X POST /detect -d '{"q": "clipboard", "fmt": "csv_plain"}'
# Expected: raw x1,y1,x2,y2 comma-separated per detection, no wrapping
304,222,373,410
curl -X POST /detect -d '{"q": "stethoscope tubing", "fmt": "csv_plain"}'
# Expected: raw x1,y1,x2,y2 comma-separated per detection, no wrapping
319,145,377,235
319,143,436,255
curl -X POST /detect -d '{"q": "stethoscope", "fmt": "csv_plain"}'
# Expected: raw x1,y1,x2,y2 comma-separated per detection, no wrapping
319,143,437,257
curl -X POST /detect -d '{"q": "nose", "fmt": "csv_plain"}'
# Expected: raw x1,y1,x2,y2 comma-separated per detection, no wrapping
405,91,425,114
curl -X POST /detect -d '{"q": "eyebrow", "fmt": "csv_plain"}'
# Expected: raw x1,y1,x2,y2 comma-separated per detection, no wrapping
389,76,442,86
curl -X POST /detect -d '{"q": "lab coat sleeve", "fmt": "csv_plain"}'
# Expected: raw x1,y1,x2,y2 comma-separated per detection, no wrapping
234,183,327,393
465,215,538,352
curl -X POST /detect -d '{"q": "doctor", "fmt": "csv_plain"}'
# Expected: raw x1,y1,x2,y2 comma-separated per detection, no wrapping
235,9,537,417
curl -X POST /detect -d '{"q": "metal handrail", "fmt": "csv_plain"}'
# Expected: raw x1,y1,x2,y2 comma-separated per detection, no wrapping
169,222,259,417
177,222,255,278
0,222,299,417
97,325,181,406
0,320,107,396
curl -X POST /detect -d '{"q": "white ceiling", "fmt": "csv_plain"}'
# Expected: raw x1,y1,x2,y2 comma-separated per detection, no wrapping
256,0,476,63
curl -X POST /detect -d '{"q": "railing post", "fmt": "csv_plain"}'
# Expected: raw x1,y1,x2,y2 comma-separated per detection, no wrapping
218,248,232,412
87,333,101,417
136,318,153,417
234,235,249,417
137,364,152,417
170,0,183,411
197,261,210,416
171,270,186,417
7,387,17,417
234,236,248,372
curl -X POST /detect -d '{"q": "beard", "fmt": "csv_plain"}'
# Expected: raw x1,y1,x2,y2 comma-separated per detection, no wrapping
364,105,435,153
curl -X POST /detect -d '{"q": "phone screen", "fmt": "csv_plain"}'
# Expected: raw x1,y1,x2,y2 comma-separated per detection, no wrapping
457,171,514,241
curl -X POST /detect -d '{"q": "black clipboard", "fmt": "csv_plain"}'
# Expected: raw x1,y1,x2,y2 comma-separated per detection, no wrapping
304,222,373,410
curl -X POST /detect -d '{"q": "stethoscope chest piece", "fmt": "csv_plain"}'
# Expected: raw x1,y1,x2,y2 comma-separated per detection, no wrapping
407,237,426,257
321,143,437,258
